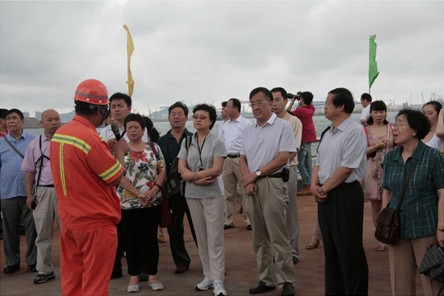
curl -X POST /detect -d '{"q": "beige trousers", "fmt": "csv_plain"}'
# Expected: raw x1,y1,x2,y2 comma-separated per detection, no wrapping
186,197,225,281
388,235,442,296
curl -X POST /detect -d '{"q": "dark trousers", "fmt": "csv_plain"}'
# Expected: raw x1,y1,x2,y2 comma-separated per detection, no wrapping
167,194,197,268
121,206,161,276
318,182,368,295
1,197,37,267
111,220,125,277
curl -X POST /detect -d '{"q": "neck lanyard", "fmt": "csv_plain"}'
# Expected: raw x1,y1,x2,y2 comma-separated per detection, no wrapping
196,133,207,167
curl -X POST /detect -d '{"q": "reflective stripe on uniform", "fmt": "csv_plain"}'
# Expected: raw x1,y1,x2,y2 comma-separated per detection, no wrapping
53,134,91,196
52,134,91,154
99,161,122,182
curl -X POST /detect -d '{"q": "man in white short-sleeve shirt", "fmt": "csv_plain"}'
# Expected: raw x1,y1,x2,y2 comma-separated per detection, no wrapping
240,87,296,296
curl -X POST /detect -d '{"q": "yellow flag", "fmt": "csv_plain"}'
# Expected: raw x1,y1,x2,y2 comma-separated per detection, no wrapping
123,24,134,97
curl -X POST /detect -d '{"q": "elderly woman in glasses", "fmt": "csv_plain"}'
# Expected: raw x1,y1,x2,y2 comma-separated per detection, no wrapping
381,109,444,296
178,104,227,296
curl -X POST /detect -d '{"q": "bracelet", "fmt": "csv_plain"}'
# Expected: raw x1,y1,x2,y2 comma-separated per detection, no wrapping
153,183,162,190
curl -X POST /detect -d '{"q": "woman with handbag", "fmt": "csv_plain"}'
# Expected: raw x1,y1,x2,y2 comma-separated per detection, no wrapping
178,104,228,296
381,109,444,296
362,101,394,251
115,113,166,293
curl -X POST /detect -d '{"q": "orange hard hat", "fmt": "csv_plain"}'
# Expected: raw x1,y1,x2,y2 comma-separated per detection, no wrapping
73,79,109,106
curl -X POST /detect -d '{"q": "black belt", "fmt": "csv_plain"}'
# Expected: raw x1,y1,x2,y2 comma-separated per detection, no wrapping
227,153,240,158
267,173,283,178
39,184,54,188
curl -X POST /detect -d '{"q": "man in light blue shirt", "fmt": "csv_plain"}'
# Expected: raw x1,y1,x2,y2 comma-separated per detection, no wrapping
0,108,37,274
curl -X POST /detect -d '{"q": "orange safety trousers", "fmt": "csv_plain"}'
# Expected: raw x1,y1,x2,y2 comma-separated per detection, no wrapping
60,224,117,296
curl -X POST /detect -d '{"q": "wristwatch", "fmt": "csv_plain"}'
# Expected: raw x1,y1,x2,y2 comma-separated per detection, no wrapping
255,170,262,177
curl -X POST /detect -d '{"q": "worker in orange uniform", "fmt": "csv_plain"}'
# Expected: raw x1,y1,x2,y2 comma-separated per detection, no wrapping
50,79,124,296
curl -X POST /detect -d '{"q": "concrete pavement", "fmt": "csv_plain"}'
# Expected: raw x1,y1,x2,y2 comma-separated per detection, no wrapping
0,194,422,295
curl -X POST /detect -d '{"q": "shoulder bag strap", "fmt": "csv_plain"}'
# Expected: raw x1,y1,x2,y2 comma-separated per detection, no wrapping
395,159,418,211
3,135,24,159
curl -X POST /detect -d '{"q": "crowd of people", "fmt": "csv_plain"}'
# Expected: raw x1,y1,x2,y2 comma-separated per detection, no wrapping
1,80,444,296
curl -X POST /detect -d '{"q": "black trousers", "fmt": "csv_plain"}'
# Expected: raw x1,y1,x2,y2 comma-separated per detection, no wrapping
121,206,161,276
167,194,197,268
318,181,368,295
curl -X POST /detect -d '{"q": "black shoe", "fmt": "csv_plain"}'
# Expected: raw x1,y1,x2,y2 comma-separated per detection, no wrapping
28,264,37,272
247,224,252,231
34,272,55,284
249,281,276,294
224,224,235,230
281,283,295,296
175,265,189,274
4,264,20,274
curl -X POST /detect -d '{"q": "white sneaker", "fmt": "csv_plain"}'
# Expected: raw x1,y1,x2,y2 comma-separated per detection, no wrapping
213,281,227,296
195,277,213,291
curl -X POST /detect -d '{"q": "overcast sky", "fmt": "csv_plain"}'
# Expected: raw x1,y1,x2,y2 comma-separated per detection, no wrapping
1,0,443,116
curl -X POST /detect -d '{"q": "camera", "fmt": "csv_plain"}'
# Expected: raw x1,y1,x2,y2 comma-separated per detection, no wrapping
287,91,302,100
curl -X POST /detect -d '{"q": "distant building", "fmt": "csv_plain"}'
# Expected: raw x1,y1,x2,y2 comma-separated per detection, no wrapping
35,111,42,120
23,111,30,118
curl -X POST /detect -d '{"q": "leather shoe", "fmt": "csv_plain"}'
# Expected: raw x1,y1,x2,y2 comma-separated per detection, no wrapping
281,283,295,296
4,264,20,274
249,281,276,294
174,265,189,274
224,224,234,230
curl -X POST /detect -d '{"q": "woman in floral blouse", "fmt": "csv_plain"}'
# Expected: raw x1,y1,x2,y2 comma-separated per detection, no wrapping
115,113,166,293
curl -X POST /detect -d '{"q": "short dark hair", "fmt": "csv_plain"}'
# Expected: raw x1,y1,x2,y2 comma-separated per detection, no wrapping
329,88,355,114
193,104,217,130
423,100,442,114
109,92,132,108
6,108,24,120
168,101,189,116
300,91,314,105
270,87,288,100
124,113,146,131
142,115,160,143
229,98,241,112
396,109,430,140
221,101,227,108
249,87,272,102
0,108,8,119
75,100,106,116
361,93,372,102
367,100,388,125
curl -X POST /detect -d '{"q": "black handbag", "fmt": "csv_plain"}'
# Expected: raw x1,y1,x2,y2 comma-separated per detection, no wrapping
375,159,417,245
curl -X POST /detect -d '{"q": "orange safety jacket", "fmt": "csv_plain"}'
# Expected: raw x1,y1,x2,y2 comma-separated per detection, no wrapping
50,115,123,230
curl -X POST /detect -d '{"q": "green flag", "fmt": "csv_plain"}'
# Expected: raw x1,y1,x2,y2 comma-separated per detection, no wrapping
369,35,379,90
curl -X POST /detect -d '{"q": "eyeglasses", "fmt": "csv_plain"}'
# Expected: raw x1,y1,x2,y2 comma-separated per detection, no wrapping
392,123,406,128
249,100,269,107
192,115,208,120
